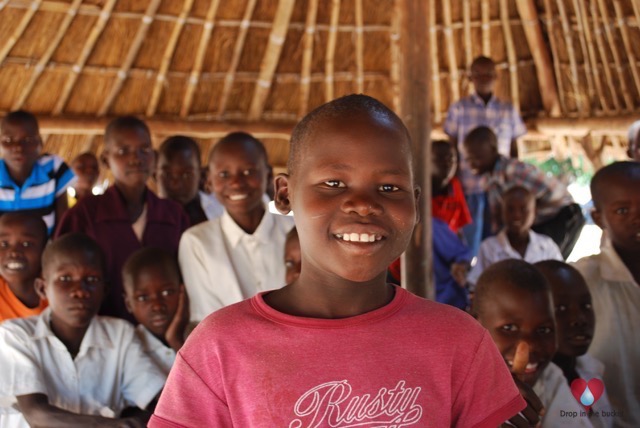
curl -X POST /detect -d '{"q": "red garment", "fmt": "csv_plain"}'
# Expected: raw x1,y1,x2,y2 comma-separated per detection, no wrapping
55,186,189,323
432,177,472,233
150,287,525,428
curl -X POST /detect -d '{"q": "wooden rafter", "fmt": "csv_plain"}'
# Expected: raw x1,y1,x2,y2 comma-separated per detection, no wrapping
429,0,441,122
632,0,640,27
576,0,610,113
499,0,519,112
389,2,401,113
596,0,633,111
354,0,364,94
297,0,318,118
98,0,162,116
0,0,41,65
481,0,490,56
515,0,560,116
442,0,459,101
463,0,472,70
146,0,195,117
180,0,220,118
613,0,640,100
556,0,583,114
571,0,596,110
217,0,257,118
248,0,295,120
543,0,567,113
53,0,117,115
590,0,621,112
324,0,340,102
12,0,81,110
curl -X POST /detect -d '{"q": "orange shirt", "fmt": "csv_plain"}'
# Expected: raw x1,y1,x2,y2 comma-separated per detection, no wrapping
0,277,48,322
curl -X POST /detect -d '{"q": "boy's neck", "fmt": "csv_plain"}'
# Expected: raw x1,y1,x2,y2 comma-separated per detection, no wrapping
229,205,266,234
613,245,640,284
7,278,40,308
50,319,90,359
476,91,493,105
7,164,35,187
115,182,147,222
506,229,530,257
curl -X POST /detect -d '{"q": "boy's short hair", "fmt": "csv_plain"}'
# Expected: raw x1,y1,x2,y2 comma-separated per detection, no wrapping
591,161,640,210
473,259,550,317
122,247,181,292
159,135,201,162
432,139,453,151
503,185,534,202
104,116,151,144
534,259,583,287
285,226,298,243
288,94,411,175
0,212,47,246
208,132,268,166
43,233,106,275
470,56,495,70
1,110,40,134
464,126,498,150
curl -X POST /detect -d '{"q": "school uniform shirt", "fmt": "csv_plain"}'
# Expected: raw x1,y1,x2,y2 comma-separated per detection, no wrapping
179,209,294,322
149,286,525,427
0,277,48,322
0,154,76,235
443,92,527,194
575,354,614,428
467,229,563,285
135,324,176,375
0,308,166,428
483,155,574,232
573,243,640,428
55,186,189,322
533,363,594,427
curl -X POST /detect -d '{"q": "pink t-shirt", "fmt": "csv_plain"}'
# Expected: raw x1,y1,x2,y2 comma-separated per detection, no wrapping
150,286,525,427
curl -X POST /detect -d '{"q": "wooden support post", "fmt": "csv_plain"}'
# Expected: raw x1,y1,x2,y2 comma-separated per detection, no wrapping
399,0,432,299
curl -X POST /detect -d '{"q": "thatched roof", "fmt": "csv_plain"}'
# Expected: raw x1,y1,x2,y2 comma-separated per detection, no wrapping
1,0,639,171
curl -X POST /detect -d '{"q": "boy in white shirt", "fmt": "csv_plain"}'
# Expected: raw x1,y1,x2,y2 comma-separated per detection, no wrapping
468,185,562,285
179,132,294,322
0,233,166,428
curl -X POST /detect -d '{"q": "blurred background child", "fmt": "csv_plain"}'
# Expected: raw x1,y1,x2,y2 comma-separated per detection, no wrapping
283,227,301,285
0,110,76,235
0,233,165,427
627,120,640,161
467,185,562,285
473,259,591,427
536,260,612,428
0,213,48,322
55,116,189,323
573,161,640,426
155,135,223,225
123,247,189,374
68,152,100,207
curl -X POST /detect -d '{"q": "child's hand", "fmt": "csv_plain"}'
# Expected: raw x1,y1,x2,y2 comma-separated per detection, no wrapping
450,262,469,286
502,342,544,427
165,285,190,352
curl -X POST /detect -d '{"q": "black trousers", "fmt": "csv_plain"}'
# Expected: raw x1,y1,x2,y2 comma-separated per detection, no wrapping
532,203,586,260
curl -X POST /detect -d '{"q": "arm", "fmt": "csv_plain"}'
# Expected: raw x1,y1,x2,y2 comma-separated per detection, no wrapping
165,285,189,352
17,394,146,428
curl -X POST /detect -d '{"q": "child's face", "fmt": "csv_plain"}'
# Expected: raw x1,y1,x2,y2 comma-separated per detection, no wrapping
0,219,45,285
431,143,456,188
592,174,640,253
102,128,154,190
0,119,42,177
462,139,496,175
284,234,301,284
477,281,557,387
156,149,200,205
546,269,595,358
71,154,100,191
470,61,497,96
36,250,105,332
502,191,535,235
124,264,181,339
209,143,269,217
279,113,419,283
628,133,640,161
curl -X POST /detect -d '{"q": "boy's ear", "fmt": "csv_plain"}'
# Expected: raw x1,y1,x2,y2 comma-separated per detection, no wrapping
274,173,292,215
34,278,47,300
591,208,605,230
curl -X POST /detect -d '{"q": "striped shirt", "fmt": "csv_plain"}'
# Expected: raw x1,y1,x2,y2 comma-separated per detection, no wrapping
444,93,527,193
0,154,76,234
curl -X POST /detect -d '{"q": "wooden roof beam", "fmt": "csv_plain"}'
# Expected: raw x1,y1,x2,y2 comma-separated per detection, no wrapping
613,0,640,100
297,0,318,118
248,0,295,121
354,0,364,94
442,0,460,101
500,0,520,113
324,0,340,102
0,0,41,66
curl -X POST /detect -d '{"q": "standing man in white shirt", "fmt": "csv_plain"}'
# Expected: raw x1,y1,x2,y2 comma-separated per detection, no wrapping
179,132,294,323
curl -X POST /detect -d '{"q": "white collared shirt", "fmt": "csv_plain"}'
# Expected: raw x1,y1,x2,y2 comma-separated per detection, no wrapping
0,309,166,427
179,209,294,322
468,229,563,284
573,243,640,427
575,355,613,428
135,325,175,375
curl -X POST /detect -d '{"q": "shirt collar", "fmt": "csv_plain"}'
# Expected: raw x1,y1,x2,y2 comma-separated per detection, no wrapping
497,229,544,254
221,207,273,248
135,324,168,353
470,92,497,106
33,308,114,352
0,157,49,188
599,241,637,283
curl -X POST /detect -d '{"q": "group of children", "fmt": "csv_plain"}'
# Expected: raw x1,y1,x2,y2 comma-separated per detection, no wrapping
0,94,637,427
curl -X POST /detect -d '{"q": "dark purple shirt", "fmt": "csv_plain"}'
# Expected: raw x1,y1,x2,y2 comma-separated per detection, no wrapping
55,186,189,323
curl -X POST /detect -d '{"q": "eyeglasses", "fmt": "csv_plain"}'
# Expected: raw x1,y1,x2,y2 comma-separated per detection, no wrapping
0,136,40,148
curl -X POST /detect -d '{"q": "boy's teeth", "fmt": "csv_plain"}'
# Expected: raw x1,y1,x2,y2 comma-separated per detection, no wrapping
7,262,24,270
229,194,248,201
525,362,538,370
338,233,379,242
